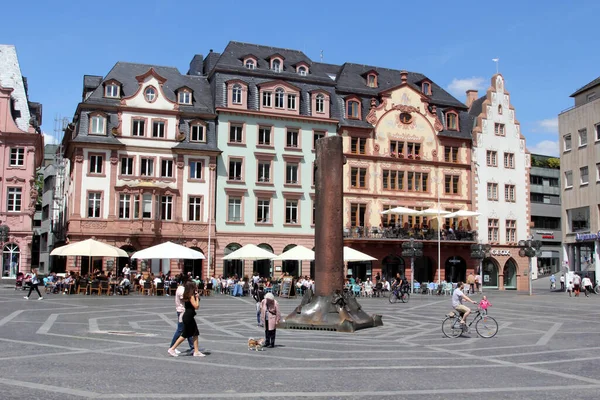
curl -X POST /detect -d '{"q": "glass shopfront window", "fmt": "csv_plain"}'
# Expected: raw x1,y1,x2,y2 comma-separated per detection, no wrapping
482,258,499,288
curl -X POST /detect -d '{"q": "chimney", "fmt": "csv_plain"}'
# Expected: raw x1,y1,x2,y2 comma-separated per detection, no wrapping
400,70,408,84
188,54,204,76
466,90,478,109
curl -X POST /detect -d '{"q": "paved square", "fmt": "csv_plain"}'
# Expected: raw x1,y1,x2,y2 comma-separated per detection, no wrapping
0,288,599,399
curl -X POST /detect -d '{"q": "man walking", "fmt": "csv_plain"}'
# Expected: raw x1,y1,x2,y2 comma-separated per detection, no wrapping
170,276,194,354
560,274,565,291
549,274,556,290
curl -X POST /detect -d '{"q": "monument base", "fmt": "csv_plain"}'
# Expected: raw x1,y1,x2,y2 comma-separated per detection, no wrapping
279,290,383,333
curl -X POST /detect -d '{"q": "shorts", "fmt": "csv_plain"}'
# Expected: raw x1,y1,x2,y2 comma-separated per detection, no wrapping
455,305,470,315
574,284,580,291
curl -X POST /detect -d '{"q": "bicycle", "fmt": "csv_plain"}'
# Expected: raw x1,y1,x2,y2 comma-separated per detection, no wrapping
388,286,409,303
441,305,498,338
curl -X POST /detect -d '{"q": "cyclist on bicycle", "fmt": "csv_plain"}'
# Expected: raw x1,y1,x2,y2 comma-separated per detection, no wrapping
452,282,477,325
392,273,403,290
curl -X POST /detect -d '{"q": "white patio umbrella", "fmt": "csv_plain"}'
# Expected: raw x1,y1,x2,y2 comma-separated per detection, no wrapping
50,238,128,257
380,206,422,216
419,207,451,217
222,244,275,261
343,247,377,262
131,241,205,260
271,245,314,261
443,210,481,218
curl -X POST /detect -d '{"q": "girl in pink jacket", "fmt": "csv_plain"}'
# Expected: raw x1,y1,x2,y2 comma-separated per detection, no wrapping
260,293,281,348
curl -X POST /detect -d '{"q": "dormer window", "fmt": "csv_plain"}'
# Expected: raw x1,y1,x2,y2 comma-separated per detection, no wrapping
367,74,377,88
315,94,325,113
178,89,192,105
422,82,431,95
105,83,119,98
446,111,459,131
275,88,285,108
346,99,361,119
297,66,308,76
89,114,106,135
245,60,256,69
190,122,205,142
144,86,157,103
232,84,242,104
271,59,282,72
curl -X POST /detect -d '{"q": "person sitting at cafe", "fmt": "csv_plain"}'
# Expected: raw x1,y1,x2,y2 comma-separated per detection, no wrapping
118,276,131,295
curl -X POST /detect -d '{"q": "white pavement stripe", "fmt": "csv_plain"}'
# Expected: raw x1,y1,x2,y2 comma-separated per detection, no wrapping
36,313,58,334
536,322,563,346
129,321,141,330
0,310,24,326
0,350,89,361
157,313,178,328
0,378,99,398
195,316,245,338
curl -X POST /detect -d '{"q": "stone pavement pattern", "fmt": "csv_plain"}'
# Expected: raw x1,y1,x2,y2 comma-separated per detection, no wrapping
0,288,599,399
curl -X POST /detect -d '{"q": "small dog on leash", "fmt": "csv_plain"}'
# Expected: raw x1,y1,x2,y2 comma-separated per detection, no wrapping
248,338,265,351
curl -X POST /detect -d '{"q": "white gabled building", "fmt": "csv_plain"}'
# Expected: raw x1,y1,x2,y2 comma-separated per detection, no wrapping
468,74,531,290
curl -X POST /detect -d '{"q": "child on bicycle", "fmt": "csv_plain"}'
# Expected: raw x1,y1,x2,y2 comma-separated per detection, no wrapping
479,295,491,315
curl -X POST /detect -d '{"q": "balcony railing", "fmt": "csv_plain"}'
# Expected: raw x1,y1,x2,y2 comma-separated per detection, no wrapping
344,226,477,242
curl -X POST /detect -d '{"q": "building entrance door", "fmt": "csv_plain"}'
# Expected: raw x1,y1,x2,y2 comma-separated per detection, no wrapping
503,259,517,289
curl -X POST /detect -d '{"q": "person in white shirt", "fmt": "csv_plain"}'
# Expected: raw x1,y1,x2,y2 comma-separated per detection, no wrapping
452,282,477,325
122,264,131,277
582,275,593,297
252,274,260,285
169,277,194,353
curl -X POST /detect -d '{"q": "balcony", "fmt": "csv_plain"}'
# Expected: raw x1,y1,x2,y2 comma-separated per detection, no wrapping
343,226,477,242
67,218,214,238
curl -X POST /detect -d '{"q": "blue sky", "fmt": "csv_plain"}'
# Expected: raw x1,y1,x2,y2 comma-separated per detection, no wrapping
4,0,600,156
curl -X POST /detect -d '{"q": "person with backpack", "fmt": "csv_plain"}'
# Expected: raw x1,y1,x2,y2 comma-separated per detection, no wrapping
24,268,43,300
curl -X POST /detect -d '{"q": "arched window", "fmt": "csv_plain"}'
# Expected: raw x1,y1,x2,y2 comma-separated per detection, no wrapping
245,60,255,69
347,100,360,119
422,82,431,95
275,88,285,108
298,66,307,76
282,244,299,277
144,86,157,102
272,59,281,72
446,112,458,130
223,243,243,278
232,84,242,104
498,105,503,115
315,94,325,113
2,244,20,278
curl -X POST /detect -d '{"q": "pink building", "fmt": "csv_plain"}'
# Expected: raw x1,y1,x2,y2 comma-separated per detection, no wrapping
0,45,43,278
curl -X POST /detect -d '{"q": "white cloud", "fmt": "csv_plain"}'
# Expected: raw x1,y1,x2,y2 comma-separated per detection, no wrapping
43,132,57,145
446,77,486,96
528,140,559,156
536,118,558,132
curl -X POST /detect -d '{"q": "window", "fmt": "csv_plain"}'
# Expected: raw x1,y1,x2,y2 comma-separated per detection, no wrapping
87,192,101,218
530,193,544,203
286,129,299,148
530,175,543,185
351,137,366,154
285,200,299,224
119,194,131,219
132,119,145,136
568,206,590,232
152,121,165,138
144,86,157,102
90,115,105,135
190,124,204,142
350,203,366,227
287,93,297,110
142,193,152,218
189,197,202,222
487,183,498,200
312,201,316,225
315,94,325,113
9,148,24,167
257,199,270,223
367,74,377,88
506,220,516,243
313,131,325,149
564,170,573,188
275,88,285,108
347,100,360,119
350,167,367,188
596,124,600,141
89,155,103,174
444,146,459,163
105,84,119,98
382,170,404,190
229,125,243,143
6,187,22,212
504,153,515,169
229,159,243,181
504,184,515,202
486,150,497,167
422,82,430,94
258,127,271,146
272,59,281,72
579,128,588,146
286,163,299,184
161,195,173,220
446,112,458,130
587,92,596,102
262,91,272,107
548,178,559,187
407,142,421,157
488,218,499,242
407,172,428,192
580,166,589,185
494,123,505,136
178,90,191,105
445,175,459,194
120,157,133,175
531,216,561,230
228,197,242,222
232,84,242,104
298,66,307,76
498,105,503,115
140,158,154,176
189,160,202,180
564,134,572,151
390,140,404,156
258,162,271,182
160,159,174,178
245,60,255,69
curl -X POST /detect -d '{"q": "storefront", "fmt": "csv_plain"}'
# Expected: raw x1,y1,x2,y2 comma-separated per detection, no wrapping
481,248,529,290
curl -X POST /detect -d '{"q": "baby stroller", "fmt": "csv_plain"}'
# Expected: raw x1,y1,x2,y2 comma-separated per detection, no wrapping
15,272,25,290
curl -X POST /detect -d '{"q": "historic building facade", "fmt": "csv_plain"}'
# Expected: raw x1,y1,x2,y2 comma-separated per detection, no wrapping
469,74,531,290
0,45,44,278
62,63,219,277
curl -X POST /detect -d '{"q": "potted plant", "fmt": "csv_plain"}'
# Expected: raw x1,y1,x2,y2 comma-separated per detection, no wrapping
407,154,413,159
415,154,421,160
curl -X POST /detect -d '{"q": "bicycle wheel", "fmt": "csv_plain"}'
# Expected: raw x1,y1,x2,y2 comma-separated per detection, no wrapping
400,292,409,303
595,285,600,295
388,291,398,304
475,315,498,338
442,317,462,338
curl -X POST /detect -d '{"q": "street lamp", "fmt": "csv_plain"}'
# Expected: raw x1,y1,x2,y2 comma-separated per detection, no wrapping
518,239,542,296
402,238,423,293
471,243,491,294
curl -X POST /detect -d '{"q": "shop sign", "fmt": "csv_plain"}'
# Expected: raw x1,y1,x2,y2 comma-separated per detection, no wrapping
536,230,554,239
575,232,600,242
542,235,554,239
491,249,511,256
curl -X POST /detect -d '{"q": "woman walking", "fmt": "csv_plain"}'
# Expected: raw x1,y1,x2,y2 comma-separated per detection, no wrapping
168,281,204,357
260,293,281,348
24,268,43,300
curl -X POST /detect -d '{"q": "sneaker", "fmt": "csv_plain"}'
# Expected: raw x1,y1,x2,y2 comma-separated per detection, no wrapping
23,296,29,300
167,349,178,357
38,297,43,300
174,349,181,354
193,351,205,357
